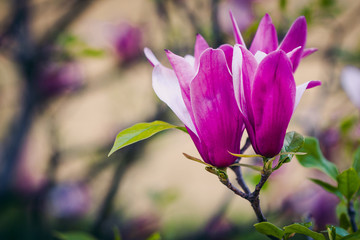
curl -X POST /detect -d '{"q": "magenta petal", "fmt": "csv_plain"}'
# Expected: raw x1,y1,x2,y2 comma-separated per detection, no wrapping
165,50,196,115
294,80,321,111
249,13,278,54
252,50,296,157
219,44,233,73
279,16,307,53
286,46,302,71
186,126,208,162
232,45,257,126
190,48,243,167
194,34,210,70
230,11,246,46
302,48,318,58
232,45,258,151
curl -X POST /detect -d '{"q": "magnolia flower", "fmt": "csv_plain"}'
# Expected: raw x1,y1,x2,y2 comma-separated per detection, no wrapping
341,66,360,109
144,35,244,167
231,13,321,157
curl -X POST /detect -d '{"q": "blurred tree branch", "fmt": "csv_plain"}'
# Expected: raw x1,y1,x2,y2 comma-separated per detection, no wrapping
0,0,96,193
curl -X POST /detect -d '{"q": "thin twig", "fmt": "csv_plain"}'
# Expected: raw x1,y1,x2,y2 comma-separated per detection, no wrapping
221,164,276,239
220,178,247,199
230,165,251,194
230,138,252,194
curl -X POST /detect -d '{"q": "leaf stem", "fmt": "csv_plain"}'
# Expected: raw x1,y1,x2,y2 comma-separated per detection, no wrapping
348,200,358,232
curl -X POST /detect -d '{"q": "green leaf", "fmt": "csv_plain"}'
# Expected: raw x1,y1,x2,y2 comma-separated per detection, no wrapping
340,116,358,135
283,223,326,240
55,232,97,240
335,226,349,237
342,231,360,240
309,178,341,197
337,168,360,200
81,48,105,57
276,132,305,170
146,232,161,240
352,147,360,177
339,213,351,231
108,121,187,156
254,222,284,239
296,137,339,180
183,153,209,166
229,152,263,158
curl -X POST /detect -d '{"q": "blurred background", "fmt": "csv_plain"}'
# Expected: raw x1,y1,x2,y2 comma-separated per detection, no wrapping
0,0,360,239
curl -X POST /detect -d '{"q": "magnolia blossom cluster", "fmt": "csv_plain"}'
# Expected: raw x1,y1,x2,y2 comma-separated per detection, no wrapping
145,13,321,168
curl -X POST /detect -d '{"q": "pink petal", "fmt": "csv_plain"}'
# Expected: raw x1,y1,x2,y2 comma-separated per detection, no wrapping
251,50,296,157
279,16,307,71
279,16,307,52
254,51,267,64
144,47,160,66
286,46,302,71
219,44,233,73
229,10,246,46
302,48,318,58
184,55,195,67
249,13,278,54
152,64,197,135
294,80,321,112
232,45,257,127
190,48,243,167
194,34,210,70
165,50,196,115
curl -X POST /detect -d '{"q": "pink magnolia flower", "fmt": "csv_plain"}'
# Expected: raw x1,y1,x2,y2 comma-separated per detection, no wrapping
231,13,321,157
144,35,244,168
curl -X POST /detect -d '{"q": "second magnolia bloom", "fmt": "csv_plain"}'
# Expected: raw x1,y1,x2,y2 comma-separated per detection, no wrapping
233,45,320,158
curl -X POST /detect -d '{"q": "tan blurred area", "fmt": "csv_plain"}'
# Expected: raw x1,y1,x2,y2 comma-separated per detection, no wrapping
0,0,360,237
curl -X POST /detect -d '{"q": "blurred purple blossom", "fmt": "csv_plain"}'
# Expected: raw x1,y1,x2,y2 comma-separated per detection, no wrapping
112,22,143,62
282,187,338,230
38,62,83,99
310,191,338,230
341,66,360,109
318,127,340,159
46,182,91,219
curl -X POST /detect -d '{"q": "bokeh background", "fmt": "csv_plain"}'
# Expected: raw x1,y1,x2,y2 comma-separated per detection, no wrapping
0,0,360,239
